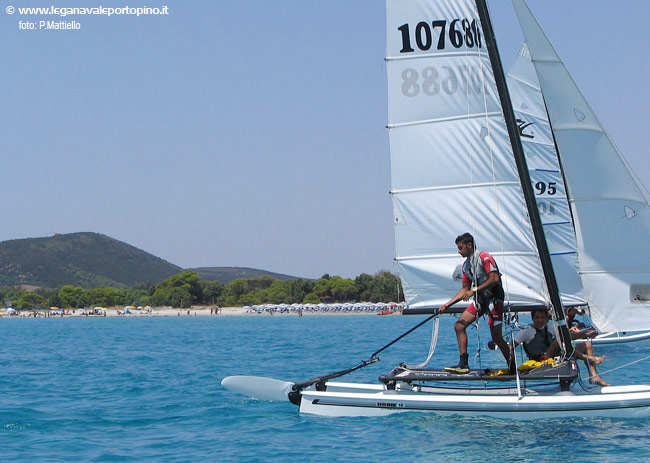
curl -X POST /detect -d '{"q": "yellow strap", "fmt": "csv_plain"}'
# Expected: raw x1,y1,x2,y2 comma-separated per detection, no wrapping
518,358,556,371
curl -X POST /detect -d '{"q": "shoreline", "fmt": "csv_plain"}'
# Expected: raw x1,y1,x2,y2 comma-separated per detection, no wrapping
1,305,403,318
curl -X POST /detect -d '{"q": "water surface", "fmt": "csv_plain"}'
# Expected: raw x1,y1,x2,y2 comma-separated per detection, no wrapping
1,315,648,462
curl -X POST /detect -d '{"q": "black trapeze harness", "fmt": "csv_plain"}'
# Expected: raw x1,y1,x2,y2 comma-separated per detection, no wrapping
463,251,505,317
523,325,555,361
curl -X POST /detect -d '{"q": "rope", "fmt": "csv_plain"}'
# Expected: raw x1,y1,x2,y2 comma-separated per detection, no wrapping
590,354,650,378
406,317,440,369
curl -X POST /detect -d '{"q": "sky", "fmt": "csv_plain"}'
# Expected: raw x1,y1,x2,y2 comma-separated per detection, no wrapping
2,1,649,279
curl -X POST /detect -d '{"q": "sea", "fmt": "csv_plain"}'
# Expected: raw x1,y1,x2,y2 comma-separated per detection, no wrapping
1,314,649,462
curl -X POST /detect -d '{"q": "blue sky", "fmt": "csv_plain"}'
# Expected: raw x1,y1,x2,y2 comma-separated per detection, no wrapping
2,1,648,279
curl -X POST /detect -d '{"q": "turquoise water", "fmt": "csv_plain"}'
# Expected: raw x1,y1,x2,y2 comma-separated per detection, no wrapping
1,315,649,462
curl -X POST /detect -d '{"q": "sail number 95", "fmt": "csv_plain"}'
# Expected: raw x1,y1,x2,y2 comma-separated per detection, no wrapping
535,181,557,195
398,19,482,53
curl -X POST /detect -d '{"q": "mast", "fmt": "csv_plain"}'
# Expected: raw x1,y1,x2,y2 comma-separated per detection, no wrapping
474,0,572,354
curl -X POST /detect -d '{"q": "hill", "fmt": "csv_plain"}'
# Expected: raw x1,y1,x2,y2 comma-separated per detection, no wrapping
0,232,182,288
0,233,303,288
189,267,299,284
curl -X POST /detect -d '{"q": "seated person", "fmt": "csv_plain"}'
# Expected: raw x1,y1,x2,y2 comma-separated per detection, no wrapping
511,308,609,387
564,306,587,329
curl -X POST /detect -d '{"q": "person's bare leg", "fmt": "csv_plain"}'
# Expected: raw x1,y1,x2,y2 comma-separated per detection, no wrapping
576,343,609,386
445,311,477,371
454,310,476,355
576,342,605,365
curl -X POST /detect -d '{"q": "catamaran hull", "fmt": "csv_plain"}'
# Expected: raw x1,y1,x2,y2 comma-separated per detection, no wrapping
299,383,650,419
585,331,650,345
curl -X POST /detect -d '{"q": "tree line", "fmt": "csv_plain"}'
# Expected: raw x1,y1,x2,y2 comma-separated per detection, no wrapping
0,271,403,309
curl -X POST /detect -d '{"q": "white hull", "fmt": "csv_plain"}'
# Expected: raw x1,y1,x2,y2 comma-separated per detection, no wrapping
584,331,650,345
299,382,650,419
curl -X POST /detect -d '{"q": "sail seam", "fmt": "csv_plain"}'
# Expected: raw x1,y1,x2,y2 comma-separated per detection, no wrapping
392,181,520,195
552,126,605,134
569,197,649,205
387,111,502,129
531,58,561,64
579,270,650,275
396,251,540,261
505,73,540,92
386,50,486,62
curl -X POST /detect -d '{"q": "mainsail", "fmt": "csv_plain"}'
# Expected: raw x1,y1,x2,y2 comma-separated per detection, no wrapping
386,0,548,309
512,0,650,333
506,43,586,306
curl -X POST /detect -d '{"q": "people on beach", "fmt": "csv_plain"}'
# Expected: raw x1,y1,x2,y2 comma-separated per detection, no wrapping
511,308,609,387
439,233,510,373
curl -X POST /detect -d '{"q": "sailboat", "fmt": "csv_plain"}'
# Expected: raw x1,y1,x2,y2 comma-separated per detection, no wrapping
506,39,650,345
222,0,650,418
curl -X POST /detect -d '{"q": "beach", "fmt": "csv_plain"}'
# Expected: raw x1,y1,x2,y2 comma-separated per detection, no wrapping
1,304,402,318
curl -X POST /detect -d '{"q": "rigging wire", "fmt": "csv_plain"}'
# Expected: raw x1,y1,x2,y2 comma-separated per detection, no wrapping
590,353,650,379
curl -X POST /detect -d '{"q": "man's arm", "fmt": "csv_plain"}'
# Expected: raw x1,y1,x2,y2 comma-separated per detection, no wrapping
569,326,597,339
473,271,500,292
439,281,473,313
510,325,533,350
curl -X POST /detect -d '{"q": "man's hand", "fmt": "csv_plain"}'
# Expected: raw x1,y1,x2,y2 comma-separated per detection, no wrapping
460,288,474,301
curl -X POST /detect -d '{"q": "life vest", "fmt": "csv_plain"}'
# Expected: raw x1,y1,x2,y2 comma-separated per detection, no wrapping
463,251,505,312
522,325,555,361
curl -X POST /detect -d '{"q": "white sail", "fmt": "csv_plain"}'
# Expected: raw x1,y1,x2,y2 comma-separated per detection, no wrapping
512,0,650,332
506,43,586,306
386,0,548,308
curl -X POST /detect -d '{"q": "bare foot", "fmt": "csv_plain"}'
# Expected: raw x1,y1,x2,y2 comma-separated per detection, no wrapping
591,377,610,387
587,355,605,365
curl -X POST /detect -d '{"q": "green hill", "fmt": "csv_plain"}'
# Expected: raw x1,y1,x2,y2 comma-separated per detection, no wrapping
0,232,182,288
189,267,299,284
0,232,301,288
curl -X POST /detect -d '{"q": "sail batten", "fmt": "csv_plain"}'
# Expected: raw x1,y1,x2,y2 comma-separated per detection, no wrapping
581,270,650,276
392,180,521,195
386,50,486,61
552,127,607,134
396,250,541,261
387,111,503,129
571,197,649,205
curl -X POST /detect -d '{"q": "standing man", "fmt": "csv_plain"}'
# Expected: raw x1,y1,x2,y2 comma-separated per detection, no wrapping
439,233,510,373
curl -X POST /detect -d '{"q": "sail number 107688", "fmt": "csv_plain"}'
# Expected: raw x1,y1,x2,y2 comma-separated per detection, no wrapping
397,19,482,53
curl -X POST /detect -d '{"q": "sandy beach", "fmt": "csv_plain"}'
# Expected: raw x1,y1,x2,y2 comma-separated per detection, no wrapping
2,304,401,318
